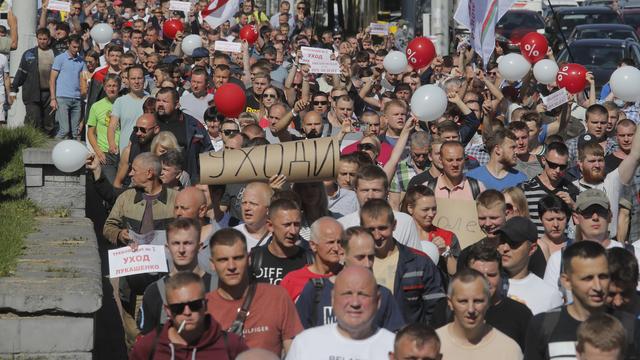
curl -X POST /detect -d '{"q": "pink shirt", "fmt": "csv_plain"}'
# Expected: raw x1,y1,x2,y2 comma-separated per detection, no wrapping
434,175,486,200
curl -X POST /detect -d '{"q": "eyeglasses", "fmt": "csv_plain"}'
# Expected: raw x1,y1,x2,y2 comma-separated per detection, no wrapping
412,152,428,158
222,129,239,136
137,8,146,11
262,93,277,99
133,126,155,134
488,71,498,76
545,159,568,170
313,101,328,106
358,143,377,152
297,6,306,9
168,299,205,315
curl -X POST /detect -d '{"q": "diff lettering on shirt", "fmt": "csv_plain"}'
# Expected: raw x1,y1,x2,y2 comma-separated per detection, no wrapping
255,266,284,284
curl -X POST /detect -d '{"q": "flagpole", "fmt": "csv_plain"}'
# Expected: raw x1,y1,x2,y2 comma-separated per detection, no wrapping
546,0,574,62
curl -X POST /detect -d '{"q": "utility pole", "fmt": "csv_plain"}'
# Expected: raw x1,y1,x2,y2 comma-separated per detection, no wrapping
8,0,37,128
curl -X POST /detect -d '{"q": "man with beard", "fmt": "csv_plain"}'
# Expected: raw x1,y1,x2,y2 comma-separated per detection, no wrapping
269,108,324,142
466,129,527,191
113,114,160,189
155,87,212,183
572,118,640,239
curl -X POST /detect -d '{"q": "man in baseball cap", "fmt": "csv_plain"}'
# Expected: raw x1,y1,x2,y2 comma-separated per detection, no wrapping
497,217,564,315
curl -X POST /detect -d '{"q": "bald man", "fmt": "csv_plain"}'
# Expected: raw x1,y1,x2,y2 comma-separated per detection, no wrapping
301,111,323,139
286,266,395,359
113,113,160,188
174,186,216,274
233,182,273,250
280,217,344,301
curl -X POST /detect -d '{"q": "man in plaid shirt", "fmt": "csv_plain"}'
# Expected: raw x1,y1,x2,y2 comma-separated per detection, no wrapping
389,132,431,209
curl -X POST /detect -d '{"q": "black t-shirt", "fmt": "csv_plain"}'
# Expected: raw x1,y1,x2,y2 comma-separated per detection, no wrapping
406,169,437,190
529,247,547,279
157,112,187,148
525,306,582,360
605,153,624,174
250,244,311,285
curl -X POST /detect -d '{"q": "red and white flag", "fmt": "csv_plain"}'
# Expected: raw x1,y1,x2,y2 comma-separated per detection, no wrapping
200,0,240,29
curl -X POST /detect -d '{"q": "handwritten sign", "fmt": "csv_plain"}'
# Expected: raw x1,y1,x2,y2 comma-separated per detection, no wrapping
300,46,333,64
108,245,168,278
214,40,242,53
433,198,485,249
542,88,569,111
369,23,389,36
48,0,71,12
309,60,341,74
200,137,340,185
169,0,192,13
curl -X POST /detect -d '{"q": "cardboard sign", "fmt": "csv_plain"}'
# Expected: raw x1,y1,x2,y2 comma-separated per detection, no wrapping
309,60,341,74
542,88,569,111
433,198,485,249
200,137,340,185
169,0,192,13
369,23,389,36
108,245,168,278
300,46,333,64
214,40,242,53
48,0,71,12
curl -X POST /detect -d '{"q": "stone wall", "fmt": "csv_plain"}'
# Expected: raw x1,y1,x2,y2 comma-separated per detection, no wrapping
23,145,86,218
0,217,102,359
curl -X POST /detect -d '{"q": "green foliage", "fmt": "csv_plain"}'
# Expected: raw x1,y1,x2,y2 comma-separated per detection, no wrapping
0,126,48,199
0,199,38,276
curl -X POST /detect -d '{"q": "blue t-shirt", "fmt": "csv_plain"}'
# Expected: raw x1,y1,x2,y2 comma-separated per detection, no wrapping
295,278,405,332
52,51,86,99
466,165,527,191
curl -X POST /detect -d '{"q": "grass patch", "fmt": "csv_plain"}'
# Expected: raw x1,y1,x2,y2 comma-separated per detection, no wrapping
0,199,38,276
0,126,48,199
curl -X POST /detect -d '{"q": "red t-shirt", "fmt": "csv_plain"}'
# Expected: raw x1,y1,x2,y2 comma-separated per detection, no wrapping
425,226,456,246
280,266,332,302
341,140,393,165
206,283,303,355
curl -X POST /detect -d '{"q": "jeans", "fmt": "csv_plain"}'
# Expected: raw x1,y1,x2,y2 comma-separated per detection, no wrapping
55,97,82,139
25,90,56,136
102,152,119,185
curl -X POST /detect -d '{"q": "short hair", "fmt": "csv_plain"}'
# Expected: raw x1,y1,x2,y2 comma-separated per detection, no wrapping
128,64,145,77
578,141,604,161
341,226,372,253
310,217,344,244
507,120,529,134
522,112,542,128
354,164,388,191
394,323,441,354
167,217,201,239
562,241,607,275
209,227,247,253
616,118,636,131
400,185,435,214
159,148,184,170
602,101,619,113
476,189,506,211
133,152,161,177
538,194,572,219
382,99,407,114
576,313,626,355
465,243,502,269
485,129,516,154
607,247,639,290
586,104,609,122
360,198,395,226
165,271,205,298
268,198,300,219
68,34,82,45
36,28,51,37
447,268,490,299
103,73,122,87
503,186,529,217
336,95,354,106
215,63,231,74
545,141,569,158
252,71,270,80
191,67,208,79
204,107,224,122
437,120,460,135
157,87,180,103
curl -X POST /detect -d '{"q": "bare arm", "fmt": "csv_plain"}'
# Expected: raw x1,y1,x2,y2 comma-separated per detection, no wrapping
241,40,251,86
585,72,596,107
38,1,49,30
8,10,17,50
617,206,630,244
107,114,121,155
113,144,131,189
617,122,640,184
383,117,415,181
49,69,59,110
358,72,382,108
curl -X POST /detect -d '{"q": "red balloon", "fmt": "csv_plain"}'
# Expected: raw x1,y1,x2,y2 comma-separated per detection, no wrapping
123,21,133,28
214,83,246,118
405,37,436,70
162,19,184,40
519,32,548,64
239,25,259,45
556,63,588,94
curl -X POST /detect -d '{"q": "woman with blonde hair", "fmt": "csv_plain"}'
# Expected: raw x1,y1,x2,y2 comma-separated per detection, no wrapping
502,186,530,220
150,131,180,156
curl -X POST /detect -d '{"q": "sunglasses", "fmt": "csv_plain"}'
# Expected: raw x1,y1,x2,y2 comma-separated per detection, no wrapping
297,6,306,9
358,143,377,152
263,93,277,99
133,126,154,134
579,207,609,218
313,101,328,106
545,159,568,170
222,129,239,136
168,299,205,315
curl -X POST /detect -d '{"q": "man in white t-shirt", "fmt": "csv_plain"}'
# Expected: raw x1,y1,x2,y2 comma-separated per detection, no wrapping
338,164,421,250
179,67,213,125
285,266,395,360
496,216,563,315
233,182,273,251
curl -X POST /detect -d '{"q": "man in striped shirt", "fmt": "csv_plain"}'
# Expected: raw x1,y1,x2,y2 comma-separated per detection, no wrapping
522,142,579,236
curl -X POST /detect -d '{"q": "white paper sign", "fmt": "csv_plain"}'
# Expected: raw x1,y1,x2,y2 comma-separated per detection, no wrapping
48,0,71,12
169,0,192,13
369,23,389,36
542,88,569,111
309,60,341,74
108,245,168,278
214,40,242,53
300,46,333,64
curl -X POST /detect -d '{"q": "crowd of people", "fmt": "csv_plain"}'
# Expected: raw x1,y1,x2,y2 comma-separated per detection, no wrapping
8,0,640,358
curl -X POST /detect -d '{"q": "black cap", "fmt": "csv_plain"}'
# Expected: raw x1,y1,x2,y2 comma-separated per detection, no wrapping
578,133,600,148
496,216,538,244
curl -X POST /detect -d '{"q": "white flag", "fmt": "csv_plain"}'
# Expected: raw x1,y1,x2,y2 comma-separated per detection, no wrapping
201,0,240,29
454,0,516,67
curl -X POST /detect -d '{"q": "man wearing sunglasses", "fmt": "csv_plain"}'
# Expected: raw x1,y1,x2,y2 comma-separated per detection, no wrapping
523,142,579,237
131,271,247,359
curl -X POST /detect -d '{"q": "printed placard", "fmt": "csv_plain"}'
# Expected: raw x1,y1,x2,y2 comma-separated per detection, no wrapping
108,245,168,278
214,40,242,53
48,0,71,12
369,23,389,36
300,46,333,64
169,0,192,13
542,88,569,111
309,60,341,74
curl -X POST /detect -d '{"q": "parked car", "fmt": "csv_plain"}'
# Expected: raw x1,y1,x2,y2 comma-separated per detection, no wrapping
622,6,640,36
556,38,640,91
568,23,639,42
546,6,623,51
496,9,545,49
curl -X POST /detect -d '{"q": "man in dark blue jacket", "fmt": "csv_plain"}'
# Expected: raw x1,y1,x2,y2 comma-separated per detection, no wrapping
360,199,445,324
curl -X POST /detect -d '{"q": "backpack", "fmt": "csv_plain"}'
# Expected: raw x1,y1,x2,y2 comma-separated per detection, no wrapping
424,177,482,199
309,278,325,327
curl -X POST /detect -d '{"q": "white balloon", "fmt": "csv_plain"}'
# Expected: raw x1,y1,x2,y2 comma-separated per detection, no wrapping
181,34,203,56
383,50,408,75
51,140,90,173
90,23,113,44
410,85,448,122
498,53,531,81
420,241,440,266
533,59,559,85
610,66,640,102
